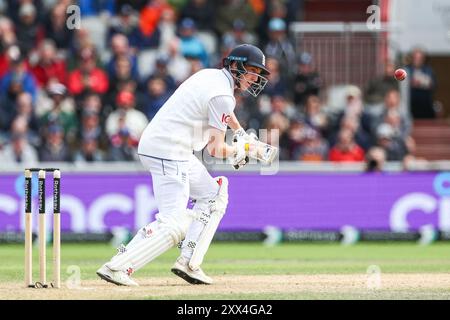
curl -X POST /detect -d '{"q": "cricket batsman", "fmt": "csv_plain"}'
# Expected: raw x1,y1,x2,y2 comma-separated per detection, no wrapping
97,44,276,286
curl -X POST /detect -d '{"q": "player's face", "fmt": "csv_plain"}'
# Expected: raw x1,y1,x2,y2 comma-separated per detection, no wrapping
239,66,262,91
229,62,268,97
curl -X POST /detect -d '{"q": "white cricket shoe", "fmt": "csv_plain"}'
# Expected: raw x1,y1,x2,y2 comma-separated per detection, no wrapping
96,264,139,287
171,256,213,285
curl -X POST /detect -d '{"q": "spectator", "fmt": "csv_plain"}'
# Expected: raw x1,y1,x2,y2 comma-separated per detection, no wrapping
285,119,307,160
44,3,74,51
15,3,43,56
28,40,67,88
0,132,38,164
106,34,139,80
39,83,78,145
142,75,172,120
248,0,265,16
365,146,386,172
0,49,37,102
335,115,373,152
137,0,170,49
383,110,408,141
371,89,412,140
113,78,142,109
36,81,76,118
222,19,257,52
215,0,258,37
78,0,115,17
302,95,329,138
180,0,216,31
329,128,365,162
107,4,141,49
0,58,36,132
145,54,177,92
106,90,148,161
79,93,104,117
364,60,399,106
405,47,437,119
79,109,101,138
39,124,72,162
375,123,409,161
263,112,290,160
68,28,99,70
0,18,18,78
0,86,18,132
381,108,416,161
9,114,39,149
78,109,108,149
7,0,45,25
264,18,296,80
74,136,105,162
268,95,299,120
293,127,329,162
166,38,192,84
106,56,138,108
67,47,109,99
261,57,288,97
178,18,209,67
115,0,147,12
186,56,204,77
293,52,323,107
157,4,178,53
257,0,290,46
106,90,148,147
329,86,372,146
107,122,139,161
14,93,40,146
0,17,16,45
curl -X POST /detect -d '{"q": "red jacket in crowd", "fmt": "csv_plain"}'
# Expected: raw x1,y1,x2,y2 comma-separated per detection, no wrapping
28,60,67,87
67,68,109,95
329,144,365,162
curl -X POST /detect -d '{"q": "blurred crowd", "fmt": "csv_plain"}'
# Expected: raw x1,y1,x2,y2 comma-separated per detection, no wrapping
0,0,437,169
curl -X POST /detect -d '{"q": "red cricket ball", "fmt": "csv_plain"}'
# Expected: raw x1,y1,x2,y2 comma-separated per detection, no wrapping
394,68,407,81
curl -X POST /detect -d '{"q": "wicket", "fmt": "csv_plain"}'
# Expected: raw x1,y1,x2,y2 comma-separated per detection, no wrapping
24,168,61,289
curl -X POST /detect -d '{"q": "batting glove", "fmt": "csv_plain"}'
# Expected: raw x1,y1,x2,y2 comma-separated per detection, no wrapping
231,133,250,170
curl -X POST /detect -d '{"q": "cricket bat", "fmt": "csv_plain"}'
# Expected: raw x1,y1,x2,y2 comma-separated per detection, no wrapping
251,140,278,165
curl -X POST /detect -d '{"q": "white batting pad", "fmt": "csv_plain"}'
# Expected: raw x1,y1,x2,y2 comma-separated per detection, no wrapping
125,220,159,251
189,177,229,270
181,219,206,260
106,222,183,272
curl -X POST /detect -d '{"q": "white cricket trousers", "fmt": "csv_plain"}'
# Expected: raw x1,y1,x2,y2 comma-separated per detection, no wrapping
139,153,220,230
105,153,221,272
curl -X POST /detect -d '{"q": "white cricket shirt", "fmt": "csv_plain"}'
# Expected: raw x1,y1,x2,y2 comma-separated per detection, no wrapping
138,68,236,160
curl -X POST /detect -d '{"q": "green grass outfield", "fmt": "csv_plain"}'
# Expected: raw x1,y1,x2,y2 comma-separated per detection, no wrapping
1,242,450,299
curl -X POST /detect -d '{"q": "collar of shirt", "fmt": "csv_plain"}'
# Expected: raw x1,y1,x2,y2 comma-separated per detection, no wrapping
221,68,234,89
